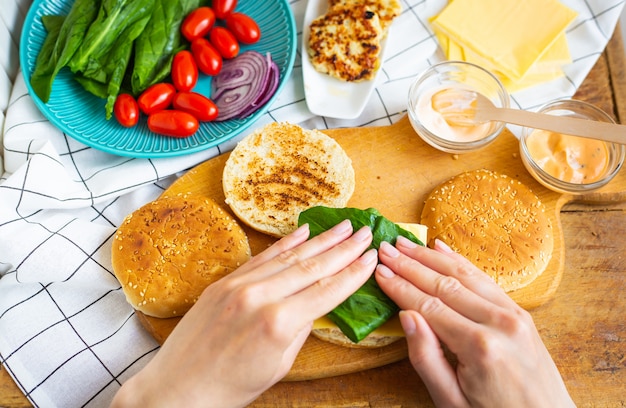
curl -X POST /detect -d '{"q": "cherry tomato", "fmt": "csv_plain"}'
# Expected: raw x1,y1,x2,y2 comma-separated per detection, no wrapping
113,93,139,128
209,26,239,59
138,83,176,115
191,38,223,76
212,0,237,19
147,110,199,138
172,92,218,122
172,50,198,92
225,12,261,44
181,6,216,42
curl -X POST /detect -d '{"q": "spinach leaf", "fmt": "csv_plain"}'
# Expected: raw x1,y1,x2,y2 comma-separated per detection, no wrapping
301,206,423,249
73,32,135,118
30,0,99,102
103,38,134,119
68,0,155,118
131,0,204,94
68,0,155,76
30,15,65,102
298,206,424,343
328,276,399,344
73,75,108,99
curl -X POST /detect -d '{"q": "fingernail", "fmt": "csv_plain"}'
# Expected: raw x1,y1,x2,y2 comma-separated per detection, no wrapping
359,248,378,265
292,223,309,237
331,219,352,234
352,226,372,242
434,239,453,253
399,311,416,335
376,264,396,278
396,235,418,249
380,241,400,257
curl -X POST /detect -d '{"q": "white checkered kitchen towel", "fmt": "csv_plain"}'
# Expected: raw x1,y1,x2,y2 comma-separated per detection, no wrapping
1,0,624,406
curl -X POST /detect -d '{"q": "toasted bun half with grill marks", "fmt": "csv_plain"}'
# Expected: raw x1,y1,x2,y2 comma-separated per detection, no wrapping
420,169,553,292
222,122,355,237
111,194,251,318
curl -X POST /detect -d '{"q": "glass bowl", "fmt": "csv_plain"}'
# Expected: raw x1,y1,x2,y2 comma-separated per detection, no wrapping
519,99,625,194
407,61,510,154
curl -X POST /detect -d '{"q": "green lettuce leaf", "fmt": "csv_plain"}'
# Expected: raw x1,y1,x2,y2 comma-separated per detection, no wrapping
30,0,99,102
130,0,204,94
298,206,425,343
67,0,155,118
68,0,155,75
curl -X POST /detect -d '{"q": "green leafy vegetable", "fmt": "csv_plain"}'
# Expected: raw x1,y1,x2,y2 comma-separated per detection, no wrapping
30,0,99,102
298,206,425,343
30,15,66,101
131,0,204,95
30,0,211,119
67,0,155,119
72,30,136,118
68,0,155,75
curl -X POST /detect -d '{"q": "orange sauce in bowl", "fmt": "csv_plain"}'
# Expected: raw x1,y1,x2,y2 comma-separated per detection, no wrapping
525,129,610,184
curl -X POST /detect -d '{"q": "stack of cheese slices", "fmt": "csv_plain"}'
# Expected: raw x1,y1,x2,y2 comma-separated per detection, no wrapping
431,0,578,92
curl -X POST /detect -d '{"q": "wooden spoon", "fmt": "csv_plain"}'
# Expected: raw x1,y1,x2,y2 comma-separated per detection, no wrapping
431,88,626,145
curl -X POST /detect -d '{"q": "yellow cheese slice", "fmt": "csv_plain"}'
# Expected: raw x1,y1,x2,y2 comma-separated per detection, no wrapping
448,34,570,92
436,29,571,92
396,222,428,245
431,0,577,81
313,222,428,339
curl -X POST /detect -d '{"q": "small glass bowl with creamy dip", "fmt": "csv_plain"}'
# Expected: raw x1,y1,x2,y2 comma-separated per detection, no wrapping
407,61,510,154
520,99,625,194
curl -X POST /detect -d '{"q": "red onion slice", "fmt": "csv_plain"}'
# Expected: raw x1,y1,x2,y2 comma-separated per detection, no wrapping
211,50,279,121
237,59,280,118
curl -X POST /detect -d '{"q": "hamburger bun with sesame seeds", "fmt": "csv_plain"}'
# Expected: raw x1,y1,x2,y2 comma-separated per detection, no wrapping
111,193,251,318
420,169,553,292
222,122,355,237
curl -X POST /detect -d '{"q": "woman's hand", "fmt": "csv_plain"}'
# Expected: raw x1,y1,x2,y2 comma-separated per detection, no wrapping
376,237,575,408
112,220,376,408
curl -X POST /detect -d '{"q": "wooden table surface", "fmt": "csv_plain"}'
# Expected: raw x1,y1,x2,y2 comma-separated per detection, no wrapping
2,27,626,408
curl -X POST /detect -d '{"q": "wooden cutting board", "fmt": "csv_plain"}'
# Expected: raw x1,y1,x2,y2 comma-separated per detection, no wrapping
135,114,626,381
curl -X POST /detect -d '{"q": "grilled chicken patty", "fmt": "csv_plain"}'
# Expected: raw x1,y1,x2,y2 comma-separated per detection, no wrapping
308,4,384,82
329,0,402,32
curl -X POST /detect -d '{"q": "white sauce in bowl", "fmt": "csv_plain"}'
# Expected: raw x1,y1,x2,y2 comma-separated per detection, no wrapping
415,86,494,142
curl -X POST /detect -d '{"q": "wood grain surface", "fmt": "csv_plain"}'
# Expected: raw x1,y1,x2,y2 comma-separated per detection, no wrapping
2,25,626,408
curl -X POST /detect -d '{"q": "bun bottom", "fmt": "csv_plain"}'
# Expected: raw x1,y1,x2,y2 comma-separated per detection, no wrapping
311,327,403,349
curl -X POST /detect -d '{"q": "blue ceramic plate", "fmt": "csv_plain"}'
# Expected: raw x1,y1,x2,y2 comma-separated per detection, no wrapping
20,0,296,158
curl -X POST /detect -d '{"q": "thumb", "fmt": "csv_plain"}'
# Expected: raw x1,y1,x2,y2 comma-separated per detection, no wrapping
400,310,469,408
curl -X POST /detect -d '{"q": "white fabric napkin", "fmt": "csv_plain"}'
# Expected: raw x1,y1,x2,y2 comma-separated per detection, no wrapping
0,0,623,406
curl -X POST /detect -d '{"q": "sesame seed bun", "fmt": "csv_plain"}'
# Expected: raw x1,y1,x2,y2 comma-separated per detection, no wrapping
222,122,355,237
111,194,251,318
420,169,553,292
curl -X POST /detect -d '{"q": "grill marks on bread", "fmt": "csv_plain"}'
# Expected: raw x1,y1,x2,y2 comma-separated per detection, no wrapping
308,0,401,82
223,122,355,237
